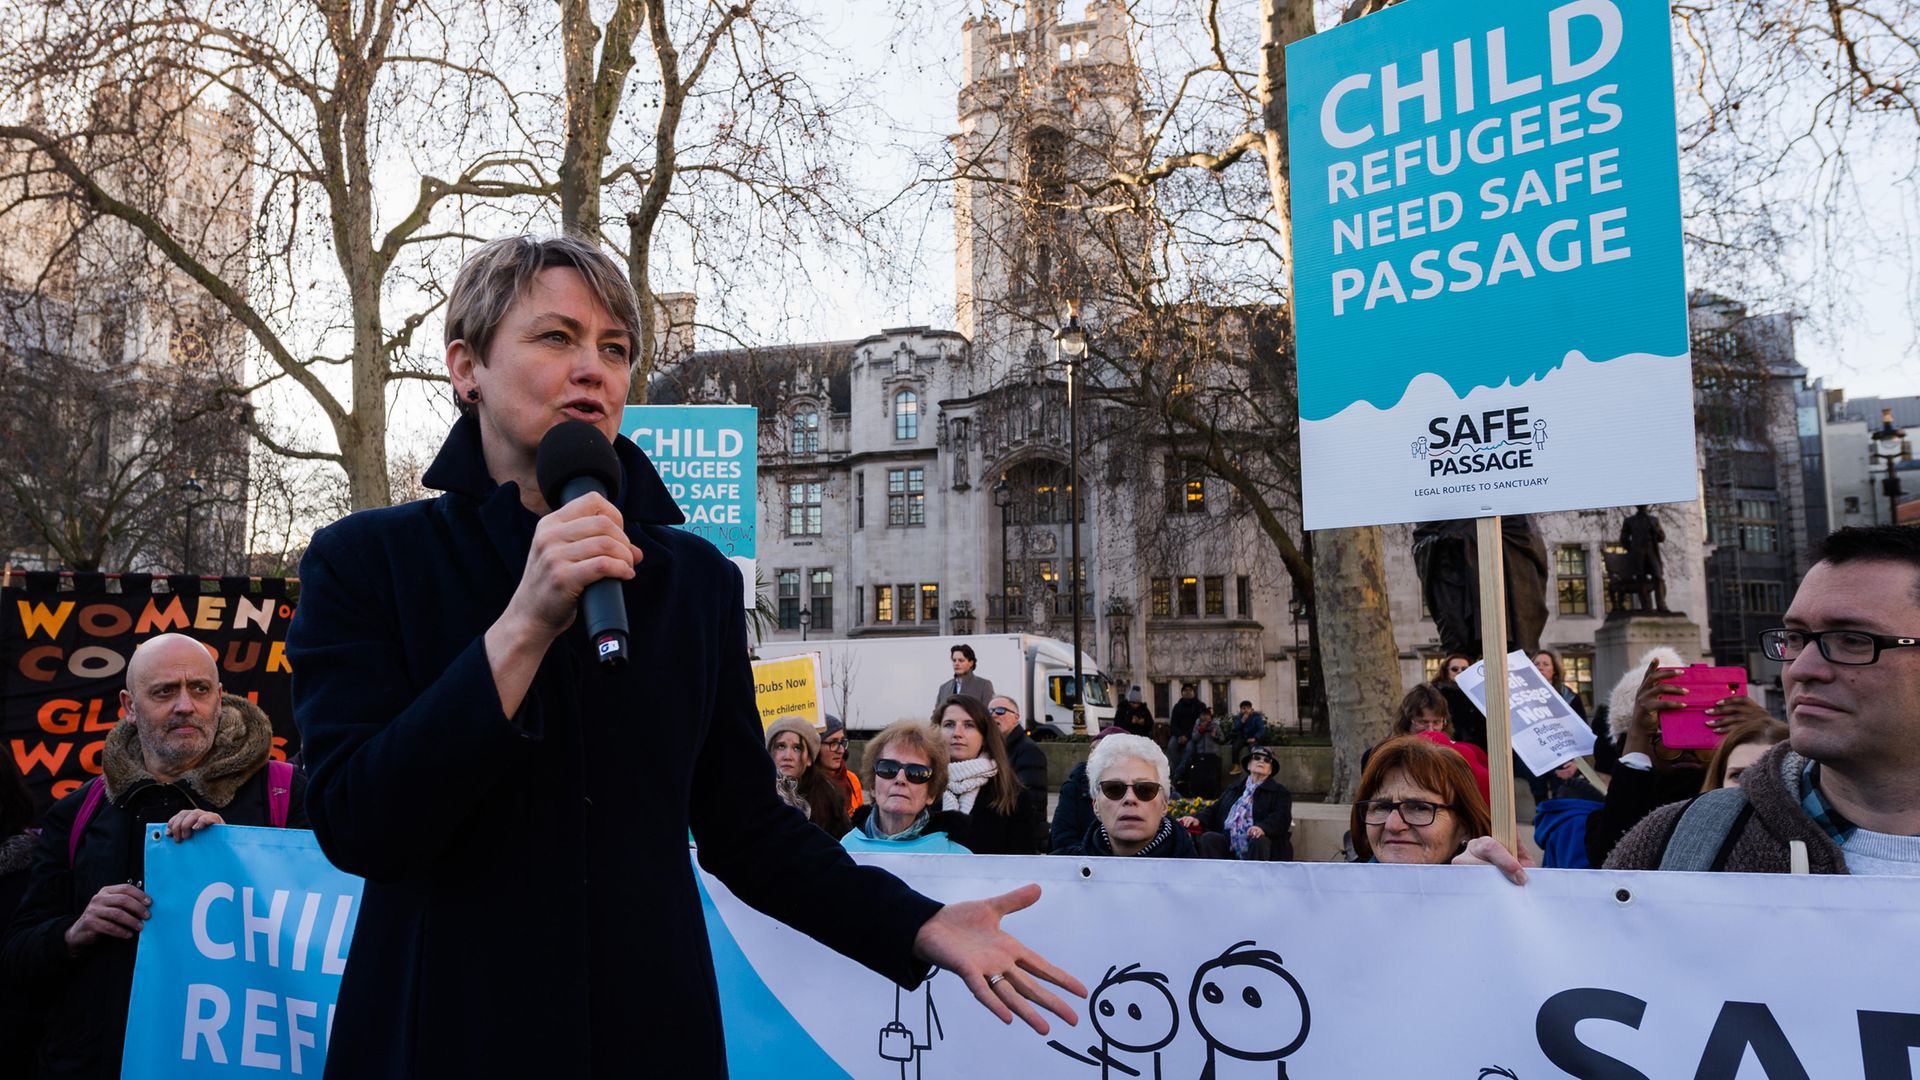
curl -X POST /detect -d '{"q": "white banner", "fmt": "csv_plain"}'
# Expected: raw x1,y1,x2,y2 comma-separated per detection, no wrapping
1457,649,1599,774
701,854,1920,1078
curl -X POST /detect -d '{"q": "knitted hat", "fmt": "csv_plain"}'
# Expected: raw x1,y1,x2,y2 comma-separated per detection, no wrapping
765,716,821,760
821,714,846,738
1092,725,1127,742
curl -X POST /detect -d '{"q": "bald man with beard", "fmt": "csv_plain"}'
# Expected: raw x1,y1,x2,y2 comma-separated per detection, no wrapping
0,634,308,1080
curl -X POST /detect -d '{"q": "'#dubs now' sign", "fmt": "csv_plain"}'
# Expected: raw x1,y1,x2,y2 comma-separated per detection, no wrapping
1287,0,1697,530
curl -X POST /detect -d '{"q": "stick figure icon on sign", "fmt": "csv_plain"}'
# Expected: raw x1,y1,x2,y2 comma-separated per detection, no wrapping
1048,963,1180,1079
1189,941,1311,1079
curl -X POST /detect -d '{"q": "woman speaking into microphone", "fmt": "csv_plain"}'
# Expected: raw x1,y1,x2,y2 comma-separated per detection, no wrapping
288,236,1082,1078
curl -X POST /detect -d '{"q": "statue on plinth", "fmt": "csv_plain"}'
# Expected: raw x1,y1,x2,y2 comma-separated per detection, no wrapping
1607,505,1669,614
1411,516,1551,658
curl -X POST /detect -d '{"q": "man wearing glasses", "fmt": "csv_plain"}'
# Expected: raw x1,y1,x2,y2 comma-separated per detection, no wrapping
989,695,1050,851
1464,524,1920,879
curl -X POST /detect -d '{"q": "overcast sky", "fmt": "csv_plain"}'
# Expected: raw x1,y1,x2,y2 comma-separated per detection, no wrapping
785,0,1918,397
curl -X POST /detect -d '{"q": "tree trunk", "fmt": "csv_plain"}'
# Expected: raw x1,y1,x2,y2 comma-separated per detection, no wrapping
1256,0,1403,799
1313,527,1401,799
557,0,604,234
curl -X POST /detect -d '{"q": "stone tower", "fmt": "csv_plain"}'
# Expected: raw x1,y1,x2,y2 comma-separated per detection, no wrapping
954,0,1143,384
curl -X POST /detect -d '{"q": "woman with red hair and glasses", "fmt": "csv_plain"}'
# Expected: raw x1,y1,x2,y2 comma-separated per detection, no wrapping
1350,735,1495,864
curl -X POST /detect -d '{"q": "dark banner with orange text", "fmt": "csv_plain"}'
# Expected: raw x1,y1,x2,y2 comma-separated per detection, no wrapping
1,572,297,814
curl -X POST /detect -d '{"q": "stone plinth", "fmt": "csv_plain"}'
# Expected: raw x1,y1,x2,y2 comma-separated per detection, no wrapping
1593,613,1706,713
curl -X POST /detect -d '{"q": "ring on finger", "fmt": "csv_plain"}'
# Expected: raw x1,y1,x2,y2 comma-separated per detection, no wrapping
987,973,1007,988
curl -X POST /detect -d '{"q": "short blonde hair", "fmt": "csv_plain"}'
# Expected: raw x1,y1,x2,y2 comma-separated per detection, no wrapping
864,719,952,805
1086,733,1170,792
445,236,642,377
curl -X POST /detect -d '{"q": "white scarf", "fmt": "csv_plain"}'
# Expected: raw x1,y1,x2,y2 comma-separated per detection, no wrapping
943,757,999,814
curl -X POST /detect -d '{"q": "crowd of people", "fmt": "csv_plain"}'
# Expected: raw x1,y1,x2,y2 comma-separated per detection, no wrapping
5,518,1918,1076
0,229,1914,1079
761,519,1920,886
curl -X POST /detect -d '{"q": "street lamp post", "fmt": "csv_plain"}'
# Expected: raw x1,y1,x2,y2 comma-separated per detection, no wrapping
1871,408,1906,526
993,477,1012,633
1054,304,1088,735
180,476,205,576
799,606,812,642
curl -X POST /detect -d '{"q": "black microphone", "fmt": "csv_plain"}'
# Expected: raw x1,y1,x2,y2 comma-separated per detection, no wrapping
535,420,630,667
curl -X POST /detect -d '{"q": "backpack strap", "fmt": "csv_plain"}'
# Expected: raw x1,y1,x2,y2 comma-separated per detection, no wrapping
1657,786,1751,872
266,760,293,829
67,777,108,866
66,760,293,862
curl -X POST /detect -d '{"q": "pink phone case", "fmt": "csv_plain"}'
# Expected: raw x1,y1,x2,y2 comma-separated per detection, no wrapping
1658,664,1748,749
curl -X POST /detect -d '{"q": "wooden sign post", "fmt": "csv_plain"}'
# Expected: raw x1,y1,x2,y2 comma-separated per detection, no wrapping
1475,516,1517,851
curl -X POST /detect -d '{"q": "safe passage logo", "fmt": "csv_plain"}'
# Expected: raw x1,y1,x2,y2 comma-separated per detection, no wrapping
1414,406,1546,478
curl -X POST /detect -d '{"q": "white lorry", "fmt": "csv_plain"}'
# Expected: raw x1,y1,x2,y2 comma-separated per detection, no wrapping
754,633,1115,738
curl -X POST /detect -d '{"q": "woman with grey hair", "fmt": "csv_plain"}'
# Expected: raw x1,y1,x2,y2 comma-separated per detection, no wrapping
1053,734,1195,858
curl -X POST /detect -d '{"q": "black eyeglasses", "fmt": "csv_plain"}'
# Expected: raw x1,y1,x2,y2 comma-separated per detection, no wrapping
872,759,932,785
1097,780,1164,802
1761,628,1920,666
1360,798,1448,826
821,737,848,749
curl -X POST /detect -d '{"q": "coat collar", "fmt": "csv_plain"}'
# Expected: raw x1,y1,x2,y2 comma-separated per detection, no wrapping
422,413,687,525
102,694,274,808
422,414,685,582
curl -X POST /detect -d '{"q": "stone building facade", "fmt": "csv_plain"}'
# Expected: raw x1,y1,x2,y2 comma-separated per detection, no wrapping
655,2,1813,726
1,79,255,575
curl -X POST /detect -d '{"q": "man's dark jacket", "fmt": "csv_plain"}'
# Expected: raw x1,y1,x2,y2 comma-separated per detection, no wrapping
1049,762,1095,853
1195,777,1295,860
1,696,306,1080
1169,696,1204,740
1003,726,1050,851
288,415,939,1078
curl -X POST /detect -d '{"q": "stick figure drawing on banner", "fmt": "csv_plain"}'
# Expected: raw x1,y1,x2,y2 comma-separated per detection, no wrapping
1413,436,1429,460
1048,963,1179,1079
877,975,943,1080
1189,941,1310,1079
1532,420,1547,449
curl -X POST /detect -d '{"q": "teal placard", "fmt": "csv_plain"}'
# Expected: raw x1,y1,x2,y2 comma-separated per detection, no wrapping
123,827,362,1079
623,405,759,602
1287,0,1696,528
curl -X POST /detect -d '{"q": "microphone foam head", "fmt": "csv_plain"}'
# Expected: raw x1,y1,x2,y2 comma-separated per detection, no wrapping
536,420,623,510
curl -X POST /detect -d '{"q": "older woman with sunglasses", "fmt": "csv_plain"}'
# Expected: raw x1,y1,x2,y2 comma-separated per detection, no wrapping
841,720,973,854
1054,734,1196,858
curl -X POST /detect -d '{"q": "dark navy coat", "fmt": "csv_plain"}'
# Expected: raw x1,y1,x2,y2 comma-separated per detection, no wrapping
289,415,940,1077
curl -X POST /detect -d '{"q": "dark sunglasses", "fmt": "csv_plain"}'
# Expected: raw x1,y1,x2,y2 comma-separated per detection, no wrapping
873,758,933,785
1097,780,1163,802
988,706,1017,717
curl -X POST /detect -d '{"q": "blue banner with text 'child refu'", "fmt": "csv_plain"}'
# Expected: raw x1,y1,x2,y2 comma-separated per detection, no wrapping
1286,0,1695,529
122,826,362,1079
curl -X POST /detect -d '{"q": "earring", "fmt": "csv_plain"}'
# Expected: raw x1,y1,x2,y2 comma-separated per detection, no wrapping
466,388,480,402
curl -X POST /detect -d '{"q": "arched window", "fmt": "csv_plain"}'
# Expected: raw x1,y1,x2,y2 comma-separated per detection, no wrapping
790,407,819,454
894,389,919,441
